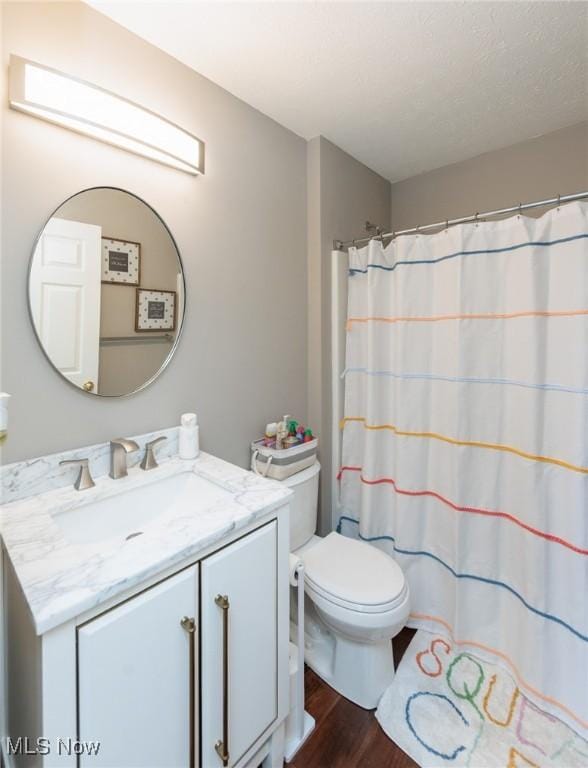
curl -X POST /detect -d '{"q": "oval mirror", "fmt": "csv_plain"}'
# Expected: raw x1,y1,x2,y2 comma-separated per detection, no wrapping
28,187,184,397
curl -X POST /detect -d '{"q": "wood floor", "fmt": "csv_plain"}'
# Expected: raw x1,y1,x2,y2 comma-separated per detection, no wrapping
288,628,419,768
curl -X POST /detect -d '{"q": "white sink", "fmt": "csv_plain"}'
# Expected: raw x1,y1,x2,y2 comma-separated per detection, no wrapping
52,472,232,546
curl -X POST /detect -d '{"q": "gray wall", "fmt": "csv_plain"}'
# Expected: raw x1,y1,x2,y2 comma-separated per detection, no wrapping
1,1,307,467
307,137,390,533
390,122,588,230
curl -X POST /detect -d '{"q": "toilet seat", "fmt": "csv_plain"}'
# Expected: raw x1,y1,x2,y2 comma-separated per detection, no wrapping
301,532,407,614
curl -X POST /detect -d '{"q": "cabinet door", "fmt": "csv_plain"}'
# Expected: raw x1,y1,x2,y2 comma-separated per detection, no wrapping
78,566,198,768
201,522,277,767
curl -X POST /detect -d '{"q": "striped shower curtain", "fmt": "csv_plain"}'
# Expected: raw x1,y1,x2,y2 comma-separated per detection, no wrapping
338,201,588,737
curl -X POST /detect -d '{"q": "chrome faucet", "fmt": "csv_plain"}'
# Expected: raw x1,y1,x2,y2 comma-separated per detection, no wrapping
109,438,139,480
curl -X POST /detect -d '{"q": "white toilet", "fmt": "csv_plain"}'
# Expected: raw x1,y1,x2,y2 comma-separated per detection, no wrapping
284,462,410,710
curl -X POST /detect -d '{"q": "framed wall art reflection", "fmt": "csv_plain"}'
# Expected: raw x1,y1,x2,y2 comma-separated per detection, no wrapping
135,288,176,332
102,237,141,285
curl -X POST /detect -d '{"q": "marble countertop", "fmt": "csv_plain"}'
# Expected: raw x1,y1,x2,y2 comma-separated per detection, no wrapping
1,452,292,635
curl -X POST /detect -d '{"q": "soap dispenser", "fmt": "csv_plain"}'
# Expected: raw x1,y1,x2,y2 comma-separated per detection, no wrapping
0,393,10,443
179,413,199,459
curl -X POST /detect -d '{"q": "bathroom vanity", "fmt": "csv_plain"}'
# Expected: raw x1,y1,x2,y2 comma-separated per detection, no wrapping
1,443,291,768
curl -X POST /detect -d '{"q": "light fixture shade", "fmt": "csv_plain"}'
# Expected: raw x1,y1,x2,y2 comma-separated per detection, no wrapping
9,55,205,175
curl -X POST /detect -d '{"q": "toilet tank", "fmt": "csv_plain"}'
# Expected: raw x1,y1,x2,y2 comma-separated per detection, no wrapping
282,461,320,550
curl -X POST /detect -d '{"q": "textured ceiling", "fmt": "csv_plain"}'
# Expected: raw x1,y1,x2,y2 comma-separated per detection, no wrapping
86,1,588,182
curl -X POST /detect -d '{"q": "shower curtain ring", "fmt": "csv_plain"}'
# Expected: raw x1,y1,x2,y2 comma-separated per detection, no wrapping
474,212,479,227
518,202,523,218
557,193,561,210
416,224,420,237
445,219,449,232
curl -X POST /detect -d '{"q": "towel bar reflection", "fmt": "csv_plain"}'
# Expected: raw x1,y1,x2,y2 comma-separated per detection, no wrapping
99,334,173,346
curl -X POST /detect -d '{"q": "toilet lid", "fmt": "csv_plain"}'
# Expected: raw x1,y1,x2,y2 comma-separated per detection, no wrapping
302,532,406,612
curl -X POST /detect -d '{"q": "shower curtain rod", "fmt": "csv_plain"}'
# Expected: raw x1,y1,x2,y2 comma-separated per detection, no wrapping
333,191,588,250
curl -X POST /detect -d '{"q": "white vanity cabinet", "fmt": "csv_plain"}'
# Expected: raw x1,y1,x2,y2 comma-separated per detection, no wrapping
77,565,198,768
201,522,277,768
4,512,289,768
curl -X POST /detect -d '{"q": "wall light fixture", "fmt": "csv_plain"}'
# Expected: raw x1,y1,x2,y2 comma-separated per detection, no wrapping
9,55,204,175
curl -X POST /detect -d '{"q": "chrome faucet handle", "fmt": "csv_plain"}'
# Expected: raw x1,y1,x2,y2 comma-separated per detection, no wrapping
140,436,168,471
109,438,139,480
59,458,95,491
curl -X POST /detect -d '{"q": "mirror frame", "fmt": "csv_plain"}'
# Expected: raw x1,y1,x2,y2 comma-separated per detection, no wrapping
28,186,186,398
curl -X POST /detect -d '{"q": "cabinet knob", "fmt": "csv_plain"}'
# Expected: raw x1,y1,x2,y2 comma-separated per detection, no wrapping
82,380,94,392
180,616,196,633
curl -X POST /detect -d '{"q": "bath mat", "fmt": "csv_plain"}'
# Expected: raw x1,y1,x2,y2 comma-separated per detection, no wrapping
376,630,588,767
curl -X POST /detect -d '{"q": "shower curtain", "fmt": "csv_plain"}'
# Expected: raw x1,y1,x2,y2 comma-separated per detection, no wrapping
338,201,588,737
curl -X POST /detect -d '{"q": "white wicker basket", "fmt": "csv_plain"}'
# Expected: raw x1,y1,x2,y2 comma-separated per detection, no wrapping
251,437,318,480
